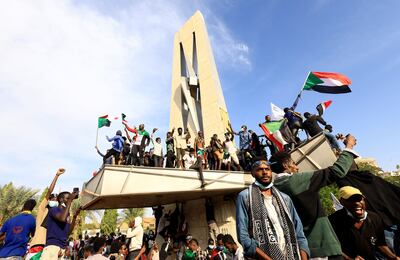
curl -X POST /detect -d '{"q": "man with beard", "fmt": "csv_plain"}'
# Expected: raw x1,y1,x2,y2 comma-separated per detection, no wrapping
270,134,358,259
329,186,400,260
236,158,309,260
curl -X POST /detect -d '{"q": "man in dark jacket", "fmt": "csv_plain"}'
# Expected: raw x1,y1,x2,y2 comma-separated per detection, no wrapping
302,112,327,138
270,134,358,259
329,186,400,260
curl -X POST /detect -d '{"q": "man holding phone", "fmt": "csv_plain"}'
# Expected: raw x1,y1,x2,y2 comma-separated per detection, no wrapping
41,187,80,260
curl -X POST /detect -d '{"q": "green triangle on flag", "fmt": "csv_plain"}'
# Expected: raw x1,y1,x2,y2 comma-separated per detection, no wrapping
303,72,324,90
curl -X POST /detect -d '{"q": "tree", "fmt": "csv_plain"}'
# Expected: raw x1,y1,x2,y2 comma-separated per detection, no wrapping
0,183,38,224
356,161,383,175
121,208,144,224
100,209,118,235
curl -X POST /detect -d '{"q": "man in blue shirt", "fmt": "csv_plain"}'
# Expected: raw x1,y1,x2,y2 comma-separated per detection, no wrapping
40,190,79,260
236,158,309,260
0,199,37,260
104,130,124,164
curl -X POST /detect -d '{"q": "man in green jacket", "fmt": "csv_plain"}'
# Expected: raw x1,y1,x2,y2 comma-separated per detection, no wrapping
270,134,358,259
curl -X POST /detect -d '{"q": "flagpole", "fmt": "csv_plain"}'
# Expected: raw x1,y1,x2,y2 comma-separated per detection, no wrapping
95,126,99,147
291,71,310,110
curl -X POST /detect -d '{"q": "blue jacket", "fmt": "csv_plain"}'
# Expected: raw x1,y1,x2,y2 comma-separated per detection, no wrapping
236,187,310,258
107,135,124,152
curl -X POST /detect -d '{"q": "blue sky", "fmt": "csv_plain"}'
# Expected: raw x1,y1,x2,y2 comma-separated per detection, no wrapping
1,0,399,191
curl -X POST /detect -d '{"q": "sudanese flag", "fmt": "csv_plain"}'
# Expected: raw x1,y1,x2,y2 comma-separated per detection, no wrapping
98,115,111,128
303,72,352,94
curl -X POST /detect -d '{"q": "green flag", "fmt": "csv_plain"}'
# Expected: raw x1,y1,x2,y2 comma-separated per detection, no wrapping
98,115,111,128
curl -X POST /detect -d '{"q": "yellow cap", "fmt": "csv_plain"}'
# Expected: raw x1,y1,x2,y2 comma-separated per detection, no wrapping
339,186,363,200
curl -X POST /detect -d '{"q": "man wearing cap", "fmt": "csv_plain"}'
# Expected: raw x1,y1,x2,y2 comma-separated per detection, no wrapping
270,134,358,259
236,158,309,260
329,186,400,260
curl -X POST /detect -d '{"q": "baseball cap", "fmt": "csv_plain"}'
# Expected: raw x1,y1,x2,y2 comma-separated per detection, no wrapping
339,186,364,200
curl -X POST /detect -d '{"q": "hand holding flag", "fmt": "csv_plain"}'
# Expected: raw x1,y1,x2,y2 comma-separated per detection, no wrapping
316,100,332,116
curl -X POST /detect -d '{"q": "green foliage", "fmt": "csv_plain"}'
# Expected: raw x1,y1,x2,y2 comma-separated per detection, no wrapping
100,209,118,235
383,176,400,187
319,184,340,216
121,208,144,224
356,162,382,175
0,183,38,224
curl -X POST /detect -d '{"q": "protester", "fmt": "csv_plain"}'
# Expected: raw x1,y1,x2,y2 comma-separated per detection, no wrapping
302,112,327,138
222,235,243,260
211,234,228,260
223,133,240,171
187,239,207,260
151,128,163,167
205,199,219,243
270,134,358,258
194,131,206,163
148,242,159,260
125,124,151,166
41,190,80,260
126,217,144,260
84,245,94,259
174,128,191,169
27,168,65,260
329,186,400,260
86,237,108,260
0,199,37,260
121,137,131,165
104,131,124,165
165,129,176,168
176,234,191,260
206,238,215,258
283,107,303,137
183,149,196,170
236,158,309,260
96,147,114,165
323,124,342,152
250,131,263,157
210,134,223,170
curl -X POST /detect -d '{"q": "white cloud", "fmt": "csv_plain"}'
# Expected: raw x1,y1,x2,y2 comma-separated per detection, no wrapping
0,0,250,191
207,17,251,70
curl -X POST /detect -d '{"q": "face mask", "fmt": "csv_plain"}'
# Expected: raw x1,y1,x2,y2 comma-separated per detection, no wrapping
207,245,215,250
255,180,273,190
217,246,224,251
48,201,59,208
61,203,67,208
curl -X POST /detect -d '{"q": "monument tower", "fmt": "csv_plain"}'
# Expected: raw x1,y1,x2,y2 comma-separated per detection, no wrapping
169,11,232,142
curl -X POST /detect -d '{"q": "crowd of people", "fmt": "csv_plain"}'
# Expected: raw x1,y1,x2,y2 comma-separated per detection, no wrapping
2,104,400,260
97,121,270,173
1,132,400,260
96,102,348,176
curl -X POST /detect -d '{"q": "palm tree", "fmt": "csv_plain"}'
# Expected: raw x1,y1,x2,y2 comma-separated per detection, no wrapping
0,183,38,224
121,208,144,224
